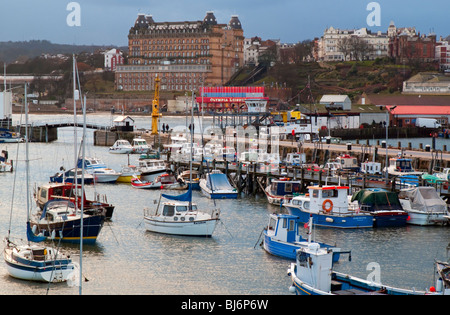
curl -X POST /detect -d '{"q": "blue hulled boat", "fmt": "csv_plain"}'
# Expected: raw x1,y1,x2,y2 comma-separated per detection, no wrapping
29,200,106,244
287,242,447,295
350,188,408,227
283,185,374,229
263,214,345,263
199,170,237,199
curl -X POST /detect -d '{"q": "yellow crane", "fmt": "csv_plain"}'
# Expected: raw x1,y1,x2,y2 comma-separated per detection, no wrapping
151,75,161,135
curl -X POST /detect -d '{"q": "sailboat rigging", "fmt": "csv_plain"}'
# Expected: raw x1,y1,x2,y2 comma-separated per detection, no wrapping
3,84,77,283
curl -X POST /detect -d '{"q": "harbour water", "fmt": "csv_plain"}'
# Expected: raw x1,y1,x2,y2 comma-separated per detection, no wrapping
0,113,449,295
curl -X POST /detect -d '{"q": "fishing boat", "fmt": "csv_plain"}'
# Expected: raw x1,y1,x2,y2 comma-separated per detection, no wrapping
35,182,115,220
109,139,133,154
384,156,423,177
199,170,238,199
143,187,220,236
131,138,151,154
284,185,374,229
117,164,140,183
287,242,443,295
137,159,167,182
29,199,106,244
50,167,94,185
398,187,449,226
77,157,121,183
177,170,200,190
263,214,345,263
350,188,409,227
264,178,302,205
3,85,77,283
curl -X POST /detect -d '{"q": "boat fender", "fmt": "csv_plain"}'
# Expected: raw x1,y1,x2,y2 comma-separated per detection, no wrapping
322,199,333,212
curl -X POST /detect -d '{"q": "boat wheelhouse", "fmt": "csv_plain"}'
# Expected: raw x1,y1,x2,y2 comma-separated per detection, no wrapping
284,185,373,229
264,179,302,205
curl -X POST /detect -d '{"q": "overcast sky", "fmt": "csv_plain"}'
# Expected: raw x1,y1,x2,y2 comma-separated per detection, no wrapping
0,0,448,46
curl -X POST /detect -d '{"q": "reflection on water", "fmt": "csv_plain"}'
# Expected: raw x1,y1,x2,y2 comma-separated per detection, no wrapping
0,114,448,295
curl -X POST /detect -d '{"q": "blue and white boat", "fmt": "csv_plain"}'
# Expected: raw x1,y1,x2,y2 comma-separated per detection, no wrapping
77,157,121,183
50,167,94,185
264,178,302,205
350,188,409,227
283,185,374,229
199,170,238,199
287,242,445,295
263,214,345,263
0,128,23,143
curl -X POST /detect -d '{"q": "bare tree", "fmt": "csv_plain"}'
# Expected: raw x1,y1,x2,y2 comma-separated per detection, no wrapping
337,37,352,61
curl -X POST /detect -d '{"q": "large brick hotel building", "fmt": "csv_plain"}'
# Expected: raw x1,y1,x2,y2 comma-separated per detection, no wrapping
115,12,244,92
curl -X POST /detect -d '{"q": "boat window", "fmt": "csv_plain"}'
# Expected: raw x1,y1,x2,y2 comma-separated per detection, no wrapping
162,205,175,216
282,218,287,228
312,190,319,198
40,189,48,199
268,218,276,230
289,219,295,231
322,189,338,198
176,206,187,212
285,183,292,192
303,201,310,210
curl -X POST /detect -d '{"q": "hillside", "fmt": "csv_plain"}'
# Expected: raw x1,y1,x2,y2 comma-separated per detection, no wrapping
0,40,127,64
252,58,439,103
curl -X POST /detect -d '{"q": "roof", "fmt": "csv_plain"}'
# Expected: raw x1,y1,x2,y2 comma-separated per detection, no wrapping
113,115,135,123
364,94,450,106
387,105,450,115
320,95,351,103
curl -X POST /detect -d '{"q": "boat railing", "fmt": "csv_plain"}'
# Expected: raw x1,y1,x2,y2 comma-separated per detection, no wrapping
320,203,367,216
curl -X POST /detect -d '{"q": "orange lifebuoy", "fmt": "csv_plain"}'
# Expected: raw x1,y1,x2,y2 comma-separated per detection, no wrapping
322,199,333,212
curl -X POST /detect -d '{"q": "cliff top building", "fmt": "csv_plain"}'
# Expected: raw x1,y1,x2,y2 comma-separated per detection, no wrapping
115,11,244,92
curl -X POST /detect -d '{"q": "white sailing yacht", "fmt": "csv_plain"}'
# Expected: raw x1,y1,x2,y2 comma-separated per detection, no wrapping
143,92,220,237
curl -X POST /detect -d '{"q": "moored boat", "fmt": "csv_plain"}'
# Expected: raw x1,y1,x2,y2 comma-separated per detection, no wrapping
284,185,374,229
287,242,444,295
200,170,237,199
143,187,220,237
350,188,409,227
264,178,302,205
109,139,133,154
263,214,345,263
77,157,121,183
398,186,449,226
29,199,106,244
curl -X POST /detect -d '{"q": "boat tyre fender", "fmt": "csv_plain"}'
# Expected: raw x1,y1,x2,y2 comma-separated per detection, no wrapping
322,199,333,212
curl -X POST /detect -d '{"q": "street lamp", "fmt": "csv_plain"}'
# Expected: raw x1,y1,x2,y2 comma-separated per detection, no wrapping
385,105,397,183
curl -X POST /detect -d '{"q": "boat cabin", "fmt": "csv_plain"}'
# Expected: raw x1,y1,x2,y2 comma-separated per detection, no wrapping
162,202,198,217
291,186,351,214
36,183,85,209
269,179,302,197
335,154,359,172
389,158,415,173
361,161,382,175
245,99,268,113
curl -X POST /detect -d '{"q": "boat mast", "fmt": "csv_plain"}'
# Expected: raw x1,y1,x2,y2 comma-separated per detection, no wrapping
25,84,30,240
189,91,194,210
